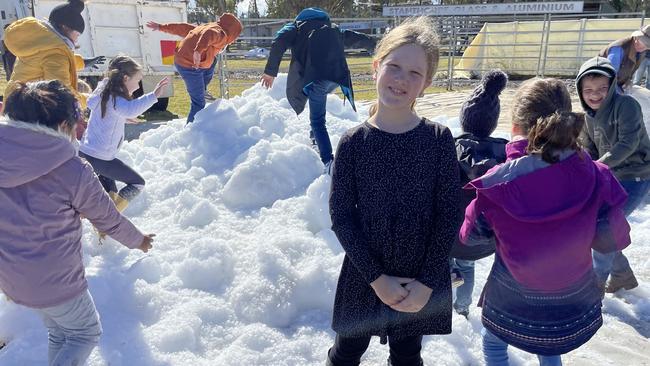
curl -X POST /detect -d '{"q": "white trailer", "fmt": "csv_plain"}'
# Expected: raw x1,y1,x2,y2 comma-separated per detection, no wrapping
4,0,189,109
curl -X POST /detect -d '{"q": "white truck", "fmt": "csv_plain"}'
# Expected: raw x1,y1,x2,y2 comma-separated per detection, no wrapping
1,0,188,110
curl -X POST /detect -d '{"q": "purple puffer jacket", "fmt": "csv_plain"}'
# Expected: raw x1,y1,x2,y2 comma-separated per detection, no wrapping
460,139,630,291
0,119,144,308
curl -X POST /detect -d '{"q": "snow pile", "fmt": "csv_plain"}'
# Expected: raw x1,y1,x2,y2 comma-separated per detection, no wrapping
0,75,649,365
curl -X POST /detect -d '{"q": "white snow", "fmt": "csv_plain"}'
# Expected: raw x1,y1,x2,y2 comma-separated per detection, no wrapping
1,75,649,365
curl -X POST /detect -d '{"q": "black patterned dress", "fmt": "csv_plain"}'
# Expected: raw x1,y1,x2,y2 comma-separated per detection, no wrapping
329,118,461,339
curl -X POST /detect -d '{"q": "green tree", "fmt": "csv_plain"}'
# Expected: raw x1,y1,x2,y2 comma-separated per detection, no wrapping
265,0,354,18
608,0,648,13
195,0,243,20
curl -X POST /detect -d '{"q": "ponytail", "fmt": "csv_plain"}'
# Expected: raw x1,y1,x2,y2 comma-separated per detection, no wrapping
100,55,141,118
526,111,585,164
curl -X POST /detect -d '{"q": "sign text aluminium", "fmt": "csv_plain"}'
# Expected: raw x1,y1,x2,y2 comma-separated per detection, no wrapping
383,1,584,17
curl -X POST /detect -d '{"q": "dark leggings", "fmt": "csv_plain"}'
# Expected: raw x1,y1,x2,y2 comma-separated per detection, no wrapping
328,334,423,366
80,152,145,201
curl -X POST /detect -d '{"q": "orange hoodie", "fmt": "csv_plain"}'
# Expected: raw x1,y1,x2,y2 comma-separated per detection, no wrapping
159,13,243,69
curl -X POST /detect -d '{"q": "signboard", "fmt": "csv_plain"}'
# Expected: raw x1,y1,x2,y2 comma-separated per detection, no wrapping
382,1,584,17
339,21,389,30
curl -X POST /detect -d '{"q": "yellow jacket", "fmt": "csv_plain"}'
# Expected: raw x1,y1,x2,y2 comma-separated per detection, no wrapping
3,17,86,107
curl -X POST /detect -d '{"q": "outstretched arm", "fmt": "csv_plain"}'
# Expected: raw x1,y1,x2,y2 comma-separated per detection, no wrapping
147,21,196,38
263,22,297,77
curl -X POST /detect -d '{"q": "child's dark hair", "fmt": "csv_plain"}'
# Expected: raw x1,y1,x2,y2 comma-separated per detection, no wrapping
100,55,141,118
527,111,585,164
4,80,80,131
511,78,571,134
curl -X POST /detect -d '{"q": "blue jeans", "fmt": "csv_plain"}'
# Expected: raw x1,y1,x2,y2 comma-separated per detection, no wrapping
593,179,650,283
175,59,217,123
634,57,650,89
37,289,102,366
482,329,562,366
451,258,475,312
306,80,339,164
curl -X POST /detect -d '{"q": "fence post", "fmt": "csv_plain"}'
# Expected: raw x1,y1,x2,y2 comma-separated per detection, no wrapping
577,18,587,68
218,52,229,99
541,13,552,78
642,10,646,27
447,16,456,91
536,13,548,77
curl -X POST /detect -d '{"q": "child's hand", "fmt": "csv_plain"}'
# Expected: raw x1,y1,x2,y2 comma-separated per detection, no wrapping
260,74,275,89
146,21,161,31
370,275,413,306
126,118,142,124
138,234,155,253
390,280,432,313
193,51,201,68
153,77,170,97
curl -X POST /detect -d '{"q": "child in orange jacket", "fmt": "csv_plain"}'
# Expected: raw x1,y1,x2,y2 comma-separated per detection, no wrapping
146,13,242,123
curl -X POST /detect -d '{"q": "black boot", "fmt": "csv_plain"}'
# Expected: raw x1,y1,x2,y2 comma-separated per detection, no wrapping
387,357,424,366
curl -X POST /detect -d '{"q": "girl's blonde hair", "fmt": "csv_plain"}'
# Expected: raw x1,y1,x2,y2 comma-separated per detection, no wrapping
100,55,141,118
369,16,439,117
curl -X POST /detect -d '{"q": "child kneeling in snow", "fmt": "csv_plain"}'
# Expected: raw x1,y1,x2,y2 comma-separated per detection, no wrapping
79,55,169,212
460,78,631,365
0,80,154,365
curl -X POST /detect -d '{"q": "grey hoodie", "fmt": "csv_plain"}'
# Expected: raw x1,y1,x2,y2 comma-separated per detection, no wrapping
576,56,650,181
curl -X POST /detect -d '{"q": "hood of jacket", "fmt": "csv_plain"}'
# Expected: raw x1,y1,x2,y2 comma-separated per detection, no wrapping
217,13,243,44
86,78,106,112
295,7,330,22
0,119,76,188
576,56,617,117
467,146,597,224
4,17,71,58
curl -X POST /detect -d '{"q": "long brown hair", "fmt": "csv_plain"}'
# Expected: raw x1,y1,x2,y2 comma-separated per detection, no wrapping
527,111,585,163
369,16,439,117
511,78,572,134
100,55,141,118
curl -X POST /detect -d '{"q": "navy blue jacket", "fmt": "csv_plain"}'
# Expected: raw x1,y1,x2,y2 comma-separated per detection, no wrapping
449,133,507,260
263,8,376,115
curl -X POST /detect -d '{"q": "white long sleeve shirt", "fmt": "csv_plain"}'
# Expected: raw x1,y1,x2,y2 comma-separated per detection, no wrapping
80,79,157,161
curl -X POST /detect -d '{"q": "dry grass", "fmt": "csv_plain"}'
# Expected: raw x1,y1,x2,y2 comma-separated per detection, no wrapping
0,56,454,120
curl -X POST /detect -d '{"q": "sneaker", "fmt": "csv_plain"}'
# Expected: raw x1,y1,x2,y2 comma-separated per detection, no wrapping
455,307,469,318
323,160,333,175
204,91,216,102
605,271,639,293
451,268,464,288
387,357,423,366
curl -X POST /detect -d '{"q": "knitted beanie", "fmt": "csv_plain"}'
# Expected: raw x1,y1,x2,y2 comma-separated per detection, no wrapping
459,70,508,138
49,0,85,33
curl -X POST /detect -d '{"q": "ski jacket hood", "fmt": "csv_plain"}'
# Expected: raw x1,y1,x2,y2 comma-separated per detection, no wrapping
0,119,76,188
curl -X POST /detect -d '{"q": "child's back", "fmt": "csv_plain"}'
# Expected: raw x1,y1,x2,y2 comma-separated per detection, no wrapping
451,70,508,260
460,78,630,361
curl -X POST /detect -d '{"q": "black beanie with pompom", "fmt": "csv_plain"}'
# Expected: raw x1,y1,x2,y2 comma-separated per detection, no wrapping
459,70,508,138
49,0,85,33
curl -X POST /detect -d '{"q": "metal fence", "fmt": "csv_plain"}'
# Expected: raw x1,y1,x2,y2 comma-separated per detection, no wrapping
214,11,646,97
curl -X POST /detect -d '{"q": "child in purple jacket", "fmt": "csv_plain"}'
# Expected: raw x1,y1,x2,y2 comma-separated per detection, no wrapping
460,78,631,366
0,80,154,365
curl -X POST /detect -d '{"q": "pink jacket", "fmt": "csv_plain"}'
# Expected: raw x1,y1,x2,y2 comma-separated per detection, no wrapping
0,119,144,308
